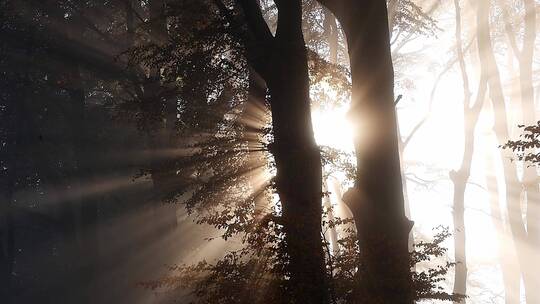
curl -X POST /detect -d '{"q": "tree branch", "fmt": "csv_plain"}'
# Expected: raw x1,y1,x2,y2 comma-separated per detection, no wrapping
235,0,273,41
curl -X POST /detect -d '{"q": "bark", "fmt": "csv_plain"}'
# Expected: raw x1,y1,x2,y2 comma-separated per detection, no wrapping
266,2,327,302
322,0,413,302
233,1,330,302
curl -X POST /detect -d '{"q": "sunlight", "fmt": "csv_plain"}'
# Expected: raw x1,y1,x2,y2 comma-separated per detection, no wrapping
7,0,540,302
311,105,355,152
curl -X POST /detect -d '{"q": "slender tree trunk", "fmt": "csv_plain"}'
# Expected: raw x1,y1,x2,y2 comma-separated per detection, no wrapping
323,8,339,64
476,1,532,301
396,108,414,252
323,182,339,254
327,0,413,302
264,1,328,302
451,1,486,300
517,2,540,301
484,144,521,304
322,6,340,254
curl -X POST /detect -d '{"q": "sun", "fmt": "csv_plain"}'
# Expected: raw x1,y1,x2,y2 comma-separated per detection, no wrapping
311,105,355,152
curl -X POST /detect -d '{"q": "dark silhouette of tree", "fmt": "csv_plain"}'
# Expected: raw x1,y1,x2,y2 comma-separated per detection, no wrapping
316,0,414,302
127,0,331,302
1,0,470,303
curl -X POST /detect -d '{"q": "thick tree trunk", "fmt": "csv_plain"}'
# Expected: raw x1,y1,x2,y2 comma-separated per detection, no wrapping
328,1,413,302
263,1,328,303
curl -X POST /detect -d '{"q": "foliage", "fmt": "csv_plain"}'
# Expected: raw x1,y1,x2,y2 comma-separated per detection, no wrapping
320,146,356,184
412,227,464,302
388,0,439,40
140,211,463,303
502,121,540,165
1,0,459,303
123,2,462,303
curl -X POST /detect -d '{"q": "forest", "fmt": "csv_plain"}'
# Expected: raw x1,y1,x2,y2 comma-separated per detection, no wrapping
1,0,540,303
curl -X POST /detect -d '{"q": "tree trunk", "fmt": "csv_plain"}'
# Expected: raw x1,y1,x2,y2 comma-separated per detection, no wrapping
476,1,533,301
323,8,339,64
484,145,521,304
517,1,540,301
263,1,328,302
451,1,486,300
322,6,340,254
328,1,413,302
396,104,415,252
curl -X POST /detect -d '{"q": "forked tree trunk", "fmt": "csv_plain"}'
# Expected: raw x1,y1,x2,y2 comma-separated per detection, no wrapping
322,0,413,302
451,1,486,300
219,1,330,301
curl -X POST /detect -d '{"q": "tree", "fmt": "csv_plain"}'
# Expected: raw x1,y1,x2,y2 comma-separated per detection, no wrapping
130,0,329,302
500,1,540,302
317,0,413,302
476,0,540,302
449,0,486,301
